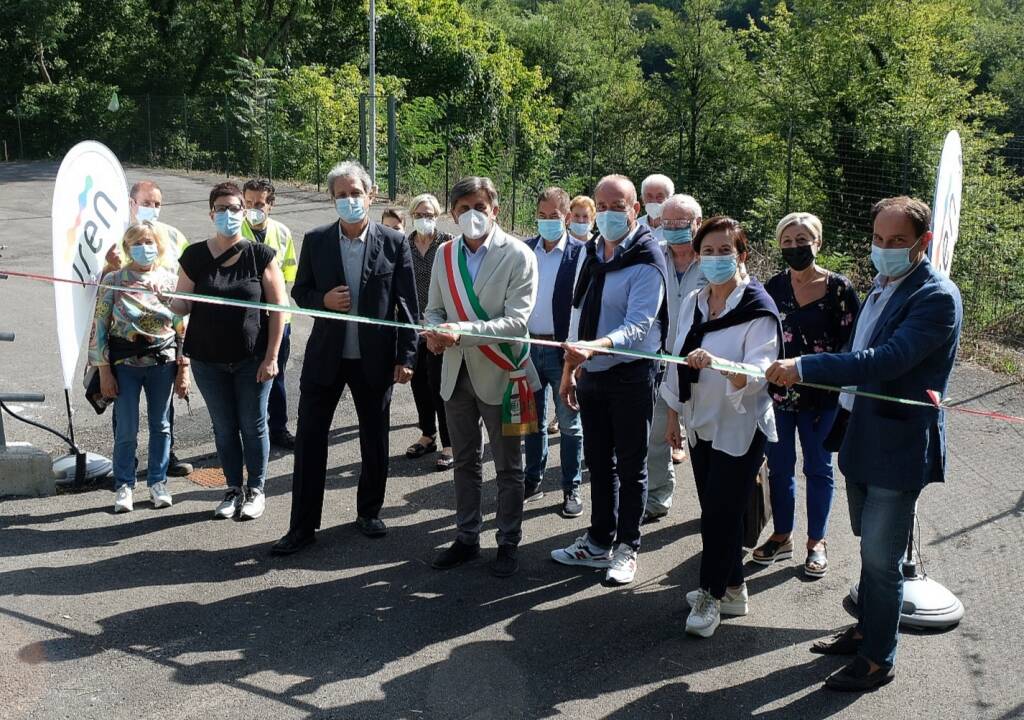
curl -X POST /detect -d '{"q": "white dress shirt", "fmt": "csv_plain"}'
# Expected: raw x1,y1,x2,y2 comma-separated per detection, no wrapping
662,276,779,456
528,231,567,336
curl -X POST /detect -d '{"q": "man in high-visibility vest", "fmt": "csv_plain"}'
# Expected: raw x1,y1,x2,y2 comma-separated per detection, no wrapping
242,178,299,449
102,180,193,477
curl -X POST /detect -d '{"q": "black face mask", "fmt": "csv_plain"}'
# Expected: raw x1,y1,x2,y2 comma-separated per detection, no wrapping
782,245,815,271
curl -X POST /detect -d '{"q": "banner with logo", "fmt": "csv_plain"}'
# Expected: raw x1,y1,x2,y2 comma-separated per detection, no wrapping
51,141,129,390
929,130,963,278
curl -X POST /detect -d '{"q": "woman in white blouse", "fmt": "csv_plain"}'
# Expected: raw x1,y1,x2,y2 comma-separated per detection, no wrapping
662,215,783,638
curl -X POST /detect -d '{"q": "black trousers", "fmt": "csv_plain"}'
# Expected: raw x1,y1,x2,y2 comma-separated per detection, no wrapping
290,359,394,531
410,338,450,447
576,359,657,551
689,430,767,599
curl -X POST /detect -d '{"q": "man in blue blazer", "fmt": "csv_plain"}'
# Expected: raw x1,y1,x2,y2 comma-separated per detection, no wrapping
271,161,418,554
767,196,963,692
522,187,586,517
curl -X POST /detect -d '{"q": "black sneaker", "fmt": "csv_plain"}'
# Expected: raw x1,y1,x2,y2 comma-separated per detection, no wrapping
432,539,480,569
167,453,193,477
489,544,519,577
561,490,584,518
270,429,296,451
524,479,544,503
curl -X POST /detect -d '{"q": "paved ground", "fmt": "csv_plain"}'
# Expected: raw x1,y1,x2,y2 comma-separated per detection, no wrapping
1,162,1023,719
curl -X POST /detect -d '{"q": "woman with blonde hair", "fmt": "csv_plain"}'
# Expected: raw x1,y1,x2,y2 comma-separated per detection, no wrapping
91,221,188,513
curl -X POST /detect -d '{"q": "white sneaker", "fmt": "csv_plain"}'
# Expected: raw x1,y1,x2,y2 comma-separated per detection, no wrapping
114,486,134,513
214,488,244,519
605,544,638,585
686,589,722,637
551,535,612,568
149,481,173,509
686,584,748,616
239,488,265,520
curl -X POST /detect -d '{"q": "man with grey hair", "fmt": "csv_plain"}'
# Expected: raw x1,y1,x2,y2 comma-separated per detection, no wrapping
637,173,675,243
423,176,539,578
646,193,706,521
271,161,418,554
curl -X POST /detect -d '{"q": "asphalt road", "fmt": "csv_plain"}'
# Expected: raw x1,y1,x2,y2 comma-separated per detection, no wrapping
1,162,1023,719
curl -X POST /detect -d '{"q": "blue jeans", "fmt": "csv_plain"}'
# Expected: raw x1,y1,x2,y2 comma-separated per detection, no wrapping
112,363,175,489
765,407,837,539
847,480,920,669
524,345,582,493
191,355,272,490
268,323,291,434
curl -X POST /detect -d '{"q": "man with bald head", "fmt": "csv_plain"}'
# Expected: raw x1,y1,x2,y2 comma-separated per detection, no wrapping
551,174,668,585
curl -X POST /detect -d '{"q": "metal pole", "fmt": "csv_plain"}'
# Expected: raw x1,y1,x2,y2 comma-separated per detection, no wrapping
358,94,367,167
16,103,24,159
223,98,230,178
784,118,794,215
588,114,596,193
265,96,272,181
63,388,76,449
368,0,377,184
146,94,153,164
901,128,912,195
444,128,450,213
182,94,190,172
510,120,517,232
387,95,397,200
315,100,322,191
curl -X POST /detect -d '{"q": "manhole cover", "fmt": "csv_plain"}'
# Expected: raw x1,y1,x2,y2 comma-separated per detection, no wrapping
189,467,227,488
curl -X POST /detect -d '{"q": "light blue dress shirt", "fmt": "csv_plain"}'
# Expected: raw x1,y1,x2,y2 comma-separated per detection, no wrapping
339,223,368,359
528,232,567,336
461,228,493,282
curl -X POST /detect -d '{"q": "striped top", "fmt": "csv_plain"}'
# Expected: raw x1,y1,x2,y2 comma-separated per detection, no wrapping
408,230,453,320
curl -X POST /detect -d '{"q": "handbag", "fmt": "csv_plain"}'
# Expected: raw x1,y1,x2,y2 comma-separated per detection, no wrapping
742,459,772,549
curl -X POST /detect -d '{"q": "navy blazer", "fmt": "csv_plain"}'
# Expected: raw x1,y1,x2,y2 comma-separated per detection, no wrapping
523,233,585,342
292,220,418,388
800,257,962,491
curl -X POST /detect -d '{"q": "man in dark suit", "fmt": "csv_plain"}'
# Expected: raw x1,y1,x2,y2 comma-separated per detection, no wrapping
271,161,418,554
768,196,963,692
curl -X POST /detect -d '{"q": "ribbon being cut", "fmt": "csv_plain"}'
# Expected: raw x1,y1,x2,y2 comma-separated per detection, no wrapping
1,267,1022,426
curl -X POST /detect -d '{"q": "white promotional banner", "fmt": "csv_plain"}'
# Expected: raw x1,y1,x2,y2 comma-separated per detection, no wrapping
51,141,129,390
929,130,963,278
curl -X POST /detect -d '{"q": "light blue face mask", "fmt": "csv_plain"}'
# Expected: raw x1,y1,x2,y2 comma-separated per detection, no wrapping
700,254,738,285
214,210,243,237
537,218,564,242
336,197,367,224
596,211,630,242
870,238,920,278
569,221,591,237
663,227,692,245
129,243,159,266
135,205,159,223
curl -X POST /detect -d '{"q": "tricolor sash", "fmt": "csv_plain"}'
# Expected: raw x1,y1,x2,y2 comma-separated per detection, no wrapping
443,240,538,436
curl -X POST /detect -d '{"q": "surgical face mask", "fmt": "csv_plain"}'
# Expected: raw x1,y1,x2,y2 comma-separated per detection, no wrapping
782,245,815,271
569,221,591,237
663,227,692,245
537,218,564,242
335,197,367,224
458,208,491,240
246,208,267,226
871,238,920,278
413,217,436,235
135,205,159,223
700,254,739,285
596,210,630,242
214,209,244,237
129,243,159,266
645,202,664,220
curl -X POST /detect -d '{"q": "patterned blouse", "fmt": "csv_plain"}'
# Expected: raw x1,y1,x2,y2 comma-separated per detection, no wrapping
408,230,454,321
89,266,185,368
765,269,861,412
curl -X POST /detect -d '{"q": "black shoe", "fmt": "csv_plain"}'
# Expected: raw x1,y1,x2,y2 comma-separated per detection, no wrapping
271,529,316,555
642,509,667,524
167,453,192,477
824,656,895,692
562,491,583,518
524,479,544,503
489,544,519,577
270,429,296,451
811,626,861,656
356,516,388,538
432,539,480,569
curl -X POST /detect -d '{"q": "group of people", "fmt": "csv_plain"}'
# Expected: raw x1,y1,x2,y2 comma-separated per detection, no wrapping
89,161,963,693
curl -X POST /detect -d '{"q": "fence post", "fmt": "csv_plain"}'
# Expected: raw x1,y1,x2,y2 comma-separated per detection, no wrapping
784,118,794,215
588,114,596,194
15,103,24,159
358,94,367,167
146,94,153,165
265,96,272,181
315,100,321,192
182,94,190,172
901,127,912,195
510,120,517,232
444,125,450,213
387,96,397,200
223,99,230,178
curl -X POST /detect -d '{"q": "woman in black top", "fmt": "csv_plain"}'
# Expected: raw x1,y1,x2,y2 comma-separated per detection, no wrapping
404,193,456,470
167,182,286,521
755,212,860,577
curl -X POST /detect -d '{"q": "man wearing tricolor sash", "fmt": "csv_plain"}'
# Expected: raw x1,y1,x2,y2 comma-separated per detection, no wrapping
423,176,540,578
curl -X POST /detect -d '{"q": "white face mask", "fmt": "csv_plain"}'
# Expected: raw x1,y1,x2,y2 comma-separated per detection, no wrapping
246,208,267,226
135,205,160,223
645,202,664,220
458,208,491,240
414,217,437,235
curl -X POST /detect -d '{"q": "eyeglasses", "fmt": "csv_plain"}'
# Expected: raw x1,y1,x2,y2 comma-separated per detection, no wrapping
214,204,243,213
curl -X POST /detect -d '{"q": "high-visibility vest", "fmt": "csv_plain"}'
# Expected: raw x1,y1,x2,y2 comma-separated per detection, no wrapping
241,216,297,323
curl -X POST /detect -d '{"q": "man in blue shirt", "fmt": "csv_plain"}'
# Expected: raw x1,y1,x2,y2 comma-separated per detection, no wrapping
551,174,668,586
768,196,963,692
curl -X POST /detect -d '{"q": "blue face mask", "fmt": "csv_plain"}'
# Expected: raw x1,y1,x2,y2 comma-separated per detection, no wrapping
871,238,920,278
214,210,243,237
129,243,159,266
335,197,367,224
537,218,564,242
663,227,692,245
569,221,591,237
596,211,630,242
135,205,159,223
700,255,738,285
